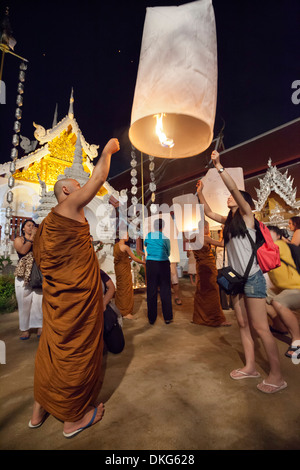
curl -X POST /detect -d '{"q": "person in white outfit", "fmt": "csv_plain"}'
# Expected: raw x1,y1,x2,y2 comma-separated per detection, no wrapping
14,220,43,340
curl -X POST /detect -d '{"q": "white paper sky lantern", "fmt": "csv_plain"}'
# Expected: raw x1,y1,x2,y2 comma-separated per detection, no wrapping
172,194,202,233
129,0,217,159
172,194,204,250
201,167,245,229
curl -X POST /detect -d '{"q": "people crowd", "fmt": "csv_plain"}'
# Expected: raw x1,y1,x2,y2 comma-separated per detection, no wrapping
9,143,299,438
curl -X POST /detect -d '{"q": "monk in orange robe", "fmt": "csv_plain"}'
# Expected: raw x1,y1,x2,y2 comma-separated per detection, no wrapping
193,221,231,327
113,233,145,319
29,138,120,438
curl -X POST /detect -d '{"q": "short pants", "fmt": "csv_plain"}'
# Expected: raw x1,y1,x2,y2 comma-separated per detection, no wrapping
244,269,266,298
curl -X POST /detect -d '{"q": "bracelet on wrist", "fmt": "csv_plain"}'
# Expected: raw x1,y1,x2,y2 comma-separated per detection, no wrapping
218,167,225,174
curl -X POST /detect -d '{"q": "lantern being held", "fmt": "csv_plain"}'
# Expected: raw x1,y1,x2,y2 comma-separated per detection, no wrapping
172,194,204,249
172,194,202,234
129,0,217,159
201,167,245,229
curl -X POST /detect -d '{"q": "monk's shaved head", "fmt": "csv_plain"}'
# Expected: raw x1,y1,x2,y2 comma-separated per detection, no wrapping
54,178,80,201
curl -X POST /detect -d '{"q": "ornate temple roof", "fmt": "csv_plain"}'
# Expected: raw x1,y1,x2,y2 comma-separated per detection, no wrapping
0,89,100,189
254,158,299,211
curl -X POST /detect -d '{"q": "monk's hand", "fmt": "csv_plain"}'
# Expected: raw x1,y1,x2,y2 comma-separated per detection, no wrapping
104,138,120,155
211,150,221,167
29,226,37,240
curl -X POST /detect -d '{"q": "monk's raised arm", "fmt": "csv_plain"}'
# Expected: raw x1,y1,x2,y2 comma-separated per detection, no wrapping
70,138,119,209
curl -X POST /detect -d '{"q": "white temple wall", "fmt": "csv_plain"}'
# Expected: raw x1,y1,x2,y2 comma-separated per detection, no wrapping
0,177,40,239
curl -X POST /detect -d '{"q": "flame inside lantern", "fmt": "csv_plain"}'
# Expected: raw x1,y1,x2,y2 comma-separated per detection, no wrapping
154,114,174,148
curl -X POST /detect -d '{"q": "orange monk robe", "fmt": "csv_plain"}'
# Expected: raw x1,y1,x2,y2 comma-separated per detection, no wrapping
113,243,134,317
192,245,227,327
33,209,103,422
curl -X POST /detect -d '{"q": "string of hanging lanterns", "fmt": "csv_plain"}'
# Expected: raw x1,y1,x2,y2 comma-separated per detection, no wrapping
130,147,158,216
148,155,157,214
4,61,27,257
130,145,138,209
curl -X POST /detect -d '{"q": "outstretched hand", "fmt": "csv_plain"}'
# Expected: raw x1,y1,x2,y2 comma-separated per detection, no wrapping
196,179,203,194
211,150,221,167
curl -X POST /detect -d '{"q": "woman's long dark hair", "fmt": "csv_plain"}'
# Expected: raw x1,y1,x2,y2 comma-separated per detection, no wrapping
21,219,37,236
223,191,255,244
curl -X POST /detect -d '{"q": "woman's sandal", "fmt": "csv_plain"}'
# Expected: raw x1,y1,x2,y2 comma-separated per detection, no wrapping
20,331,30,340
285,343,300,359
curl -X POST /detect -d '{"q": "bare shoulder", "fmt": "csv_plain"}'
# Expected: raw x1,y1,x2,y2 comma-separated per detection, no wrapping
53,200,85,223
291,229,300,246
120,243,129,253
14,236,24,248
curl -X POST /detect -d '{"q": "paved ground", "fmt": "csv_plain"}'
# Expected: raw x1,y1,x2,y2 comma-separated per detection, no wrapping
0,277,299,451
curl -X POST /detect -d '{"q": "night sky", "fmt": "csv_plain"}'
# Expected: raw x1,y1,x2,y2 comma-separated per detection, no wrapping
0,0,299,178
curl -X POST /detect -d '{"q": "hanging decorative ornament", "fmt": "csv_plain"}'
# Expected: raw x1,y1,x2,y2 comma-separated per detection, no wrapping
6,207,12,218
131,176,138,186
4,223,11,236
8,176,15,188
6,191,14,203
148,155,157,214
18,70,25,82
130,146,138,208
4,60,28,255
119,189,128,203
12,134,19,146
17,83,24,94
9,161,16,173
129,0,217,159
16,94,23,106
15,107,22,119
13,120,21,132
10,148,18,159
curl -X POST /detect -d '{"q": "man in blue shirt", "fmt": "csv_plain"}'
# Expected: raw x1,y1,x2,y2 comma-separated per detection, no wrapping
144,218,173,324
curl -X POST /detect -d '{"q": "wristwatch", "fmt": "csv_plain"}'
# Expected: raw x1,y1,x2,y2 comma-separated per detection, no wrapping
218,167,225,174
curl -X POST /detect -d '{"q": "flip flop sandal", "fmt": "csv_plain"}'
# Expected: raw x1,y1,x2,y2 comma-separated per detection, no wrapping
230,368,261,380
63,406,98,438
257,380,287,394
20,334,30,340
28,412,49,429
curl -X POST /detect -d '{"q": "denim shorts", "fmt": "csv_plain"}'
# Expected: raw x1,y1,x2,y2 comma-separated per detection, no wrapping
244,269,266,298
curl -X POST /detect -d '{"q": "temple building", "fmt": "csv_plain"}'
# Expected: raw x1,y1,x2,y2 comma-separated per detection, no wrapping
0,90,121,278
